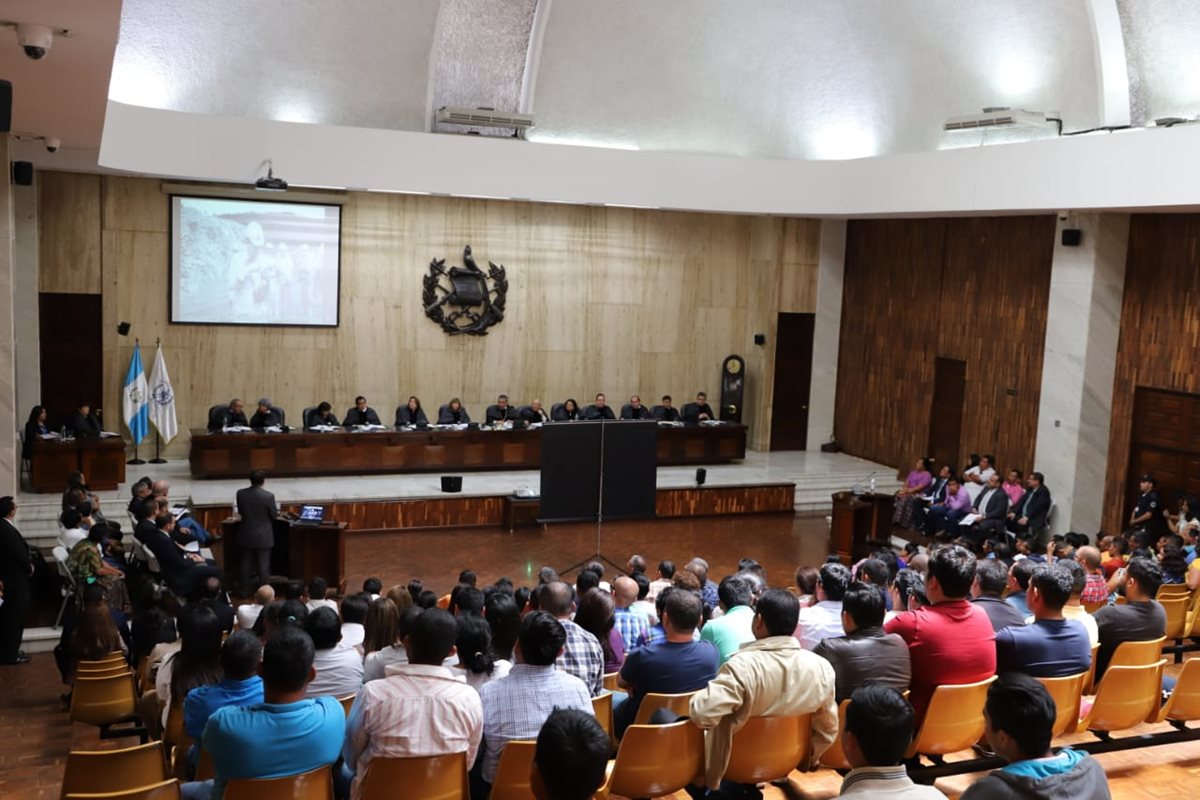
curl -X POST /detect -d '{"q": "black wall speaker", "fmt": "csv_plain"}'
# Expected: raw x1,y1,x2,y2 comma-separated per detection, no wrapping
116,321,131,336
696,467,707,486
1061,228,1083,247
441,475,463,493
0,80,10,134
753,334,766,345
11,161,33,186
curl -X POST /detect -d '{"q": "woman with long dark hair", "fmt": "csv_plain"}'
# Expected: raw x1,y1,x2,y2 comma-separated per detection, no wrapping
484,591,521,661
574,589,623,672
396,396,429,427
68,583,126,682
22,405,49,461
154,604,222,730
66,523,130,618
454,613,511,692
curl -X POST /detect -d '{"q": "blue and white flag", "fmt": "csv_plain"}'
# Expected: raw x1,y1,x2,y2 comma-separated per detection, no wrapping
123,343,149,445
148,345,178,443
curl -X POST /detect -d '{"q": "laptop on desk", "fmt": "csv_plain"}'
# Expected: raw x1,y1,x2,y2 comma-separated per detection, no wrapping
296,505,325,525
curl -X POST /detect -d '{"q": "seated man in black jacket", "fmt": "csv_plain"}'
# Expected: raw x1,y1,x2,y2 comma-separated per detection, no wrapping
519,399,549,425
304,402,339,429
681,392,715,424
344,396,382,427
210,398,249,431
1008,471,1051,539
812,582,911,701
68,403,103,438
580,393,616,421
652,395,680,422
249,398,283,428
485,394,516,425
620,395,652,420
140,512,222,599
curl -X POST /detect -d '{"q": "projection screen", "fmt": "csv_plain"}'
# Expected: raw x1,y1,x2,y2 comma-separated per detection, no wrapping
170,196,342,326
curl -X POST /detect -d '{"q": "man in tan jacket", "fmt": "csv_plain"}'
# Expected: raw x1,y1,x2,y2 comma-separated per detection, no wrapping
689,588,839,790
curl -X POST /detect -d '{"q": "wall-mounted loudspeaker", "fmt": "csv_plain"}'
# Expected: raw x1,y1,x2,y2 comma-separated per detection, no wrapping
441,475,463,493
695,468,707,486
116,321,131,336
1061,229,1082,247
11,161,33,186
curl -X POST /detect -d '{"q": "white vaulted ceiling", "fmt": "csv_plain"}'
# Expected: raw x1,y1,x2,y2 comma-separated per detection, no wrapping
4,0,1200,211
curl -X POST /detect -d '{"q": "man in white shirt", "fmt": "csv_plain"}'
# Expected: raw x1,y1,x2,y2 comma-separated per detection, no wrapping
339,594,369,651
963,454,996,504
838,684,945,798
305,577,338,614
236,584,275,631
304,607,364,699
794,562,851,650
342,607,482,800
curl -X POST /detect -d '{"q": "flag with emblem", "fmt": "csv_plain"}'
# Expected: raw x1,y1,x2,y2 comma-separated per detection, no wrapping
123,342,149,445
148,343,178,444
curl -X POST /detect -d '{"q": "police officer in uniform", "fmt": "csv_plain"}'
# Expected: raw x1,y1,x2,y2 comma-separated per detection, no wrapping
1130,474,1167,546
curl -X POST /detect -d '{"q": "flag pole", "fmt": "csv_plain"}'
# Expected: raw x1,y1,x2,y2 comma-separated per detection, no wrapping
149,336,167,464
127,337,146,465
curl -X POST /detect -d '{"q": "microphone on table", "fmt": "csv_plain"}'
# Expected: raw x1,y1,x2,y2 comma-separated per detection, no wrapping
851,471,877,496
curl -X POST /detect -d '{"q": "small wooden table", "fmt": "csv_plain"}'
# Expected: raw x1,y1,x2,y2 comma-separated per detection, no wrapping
30,436,126,493
220,516,349,592
830,491,895,563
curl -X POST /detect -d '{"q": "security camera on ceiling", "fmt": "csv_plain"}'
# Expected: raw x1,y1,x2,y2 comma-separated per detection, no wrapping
1,21,73,60
44,136,60,153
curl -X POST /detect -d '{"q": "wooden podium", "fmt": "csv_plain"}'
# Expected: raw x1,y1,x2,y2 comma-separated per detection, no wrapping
830,491,895,564
220,517,349,592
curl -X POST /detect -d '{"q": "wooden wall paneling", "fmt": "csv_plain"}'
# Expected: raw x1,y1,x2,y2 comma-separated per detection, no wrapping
1105,217,1200,531
36,175,821,458
835,216,1054,477
38,172,102,293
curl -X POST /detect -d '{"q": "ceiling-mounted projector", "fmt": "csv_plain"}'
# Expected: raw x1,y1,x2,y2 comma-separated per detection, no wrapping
436,106,535,131
255,166,288,192
944,108,1051,131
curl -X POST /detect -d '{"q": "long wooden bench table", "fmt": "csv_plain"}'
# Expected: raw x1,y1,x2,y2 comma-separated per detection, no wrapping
189,423,747,479
30,436,127,493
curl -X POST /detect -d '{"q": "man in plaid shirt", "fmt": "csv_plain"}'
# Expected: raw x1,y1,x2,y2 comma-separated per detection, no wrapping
612,576,651,651
480,612,593,786
540,581,604,695
1077,546,1110,605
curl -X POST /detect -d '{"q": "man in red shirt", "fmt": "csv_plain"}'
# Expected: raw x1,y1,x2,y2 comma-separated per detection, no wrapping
884,544,996,725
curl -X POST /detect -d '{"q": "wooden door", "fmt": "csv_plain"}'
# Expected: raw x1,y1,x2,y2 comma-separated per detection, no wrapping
927,357,966,474
769,312,815,451
39,293,103,429
1126,388,1200,517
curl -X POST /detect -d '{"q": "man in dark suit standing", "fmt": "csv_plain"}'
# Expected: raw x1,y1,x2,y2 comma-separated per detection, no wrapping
344,396,382,428
68,403,103,437
236,471,278,594
1008,471,1051,540
681,392,715,424
0,497,32,664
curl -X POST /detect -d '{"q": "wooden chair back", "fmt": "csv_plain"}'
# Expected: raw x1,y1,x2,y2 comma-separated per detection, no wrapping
1158,657,1200,723
1157,584,1192,599
907,677,996,758
602,672,620,692
337,693,356,717
1109,636,1166,668
64,779,180,800
819,699,852,770
1078,660,1166,733
609,721,704,799
724,714,813,784
70,673,139,727
632,691,699,726
1161,597,1190,640
489,740,537,800
359,753,468,800
224,765,335,800
591,692,614,750
1034,672,1088,737
60,742,168,800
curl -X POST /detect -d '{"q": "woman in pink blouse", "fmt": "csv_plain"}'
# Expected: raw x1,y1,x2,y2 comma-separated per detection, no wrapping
892,457,933,528
1003,468,1026,506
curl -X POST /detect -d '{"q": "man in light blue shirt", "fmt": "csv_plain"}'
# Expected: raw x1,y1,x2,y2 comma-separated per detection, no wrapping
1006,560,1036,620
700,575,756,662
181,627,345,800
183,632,264,763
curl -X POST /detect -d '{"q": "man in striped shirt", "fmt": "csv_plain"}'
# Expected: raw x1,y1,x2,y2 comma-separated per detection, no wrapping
541,582,605,695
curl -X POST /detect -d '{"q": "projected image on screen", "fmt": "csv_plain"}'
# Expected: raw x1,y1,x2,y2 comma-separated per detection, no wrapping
171,196,341,326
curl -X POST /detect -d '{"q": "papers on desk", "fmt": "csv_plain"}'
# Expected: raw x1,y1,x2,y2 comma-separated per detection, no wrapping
657,421,684,427
436,423,470,430
100,431,121,438
310,424,340,432
222,425,253,433
38,432,60,440
959,513,982,526
263,425,283,433
701,420,725,427
350,424,388,432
